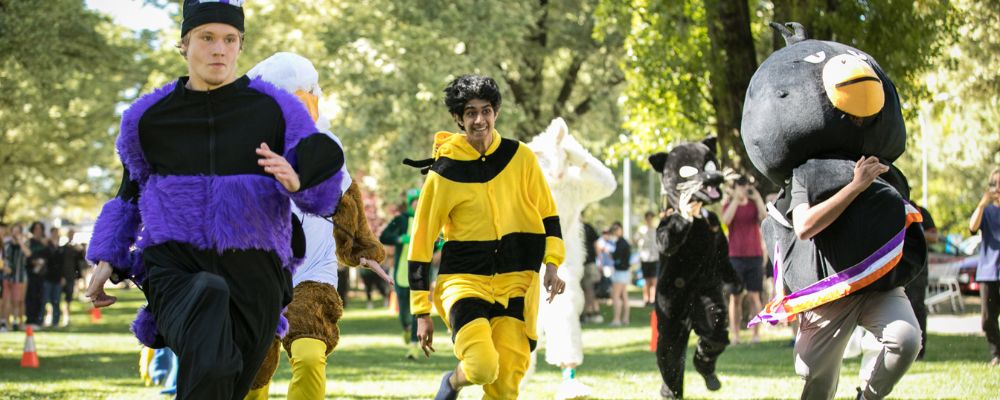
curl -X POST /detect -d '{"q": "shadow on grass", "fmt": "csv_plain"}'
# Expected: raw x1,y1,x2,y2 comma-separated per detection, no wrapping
1,351,137,382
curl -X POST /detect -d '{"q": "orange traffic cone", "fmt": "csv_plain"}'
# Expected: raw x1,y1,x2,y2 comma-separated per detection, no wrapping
649,310,659,352
21,326,39,368
90,306,102,323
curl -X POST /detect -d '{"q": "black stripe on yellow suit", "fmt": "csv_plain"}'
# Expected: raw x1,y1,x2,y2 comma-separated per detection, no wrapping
448,297,537,351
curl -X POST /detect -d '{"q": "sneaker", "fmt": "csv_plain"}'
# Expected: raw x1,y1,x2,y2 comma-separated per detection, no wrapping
406,344,421,360
555,378,592,400
700,372,721,391
0,323,7,333
659,383,677,399
12,323,20,332
990,356,1000,367
434,371,459,400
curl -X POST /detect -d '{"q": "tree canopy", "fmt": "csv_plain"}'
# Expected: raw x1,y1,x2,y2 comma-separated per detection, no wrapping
0,0,149,223
2,0,996,237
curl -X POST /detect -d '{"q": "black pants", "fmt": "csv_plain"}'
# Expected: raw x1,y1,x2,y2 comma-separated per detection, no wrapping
654,282,730,397
904,271,928,358
144,243,289,400
981,281,1000,359
24,272,45,325
360,269,388,302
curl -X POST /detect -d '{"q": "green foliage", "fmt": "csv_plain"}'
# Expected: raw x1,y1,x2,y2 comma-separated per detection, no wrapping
0,0,149,223
312,0,627,197
896,0,1000,233
602,0,955,171
599,0,714,163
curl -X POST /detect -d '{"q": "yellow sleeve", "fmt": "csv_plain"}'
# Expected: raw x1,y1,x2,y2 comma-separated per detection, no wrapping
525,151,565,267
407,173,447,316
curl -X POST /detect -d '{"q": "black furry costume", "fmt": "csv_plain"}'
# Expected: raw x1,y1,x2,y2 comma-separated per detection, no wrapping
648,137,741,399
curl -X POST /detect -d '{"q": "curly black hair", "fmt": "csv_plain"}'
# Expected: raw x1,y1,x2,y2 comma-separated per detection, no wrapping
443,75,502,129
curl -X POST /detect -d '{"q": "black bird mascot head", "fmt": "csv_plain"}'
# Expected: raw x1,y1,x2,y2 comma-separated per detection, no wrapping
741,22,906,185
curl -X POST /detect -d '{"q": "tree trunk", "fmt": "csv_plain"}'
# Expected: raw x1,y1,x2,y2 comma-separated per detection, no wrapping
703,0,758,179
514,0,550,141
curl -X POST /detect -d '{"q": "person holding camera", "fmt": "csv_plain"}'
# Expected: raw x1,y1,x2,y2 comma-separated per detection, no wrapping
721,176,767,344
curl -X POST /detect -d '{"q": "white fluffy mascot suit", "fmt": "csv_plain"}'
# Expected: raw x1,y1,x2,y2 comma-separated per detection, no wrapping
527,118,616,399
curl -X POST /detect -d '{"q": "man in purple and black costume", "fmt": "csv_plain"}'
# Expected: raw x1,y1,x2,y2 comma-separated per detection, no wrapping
84,1,347,399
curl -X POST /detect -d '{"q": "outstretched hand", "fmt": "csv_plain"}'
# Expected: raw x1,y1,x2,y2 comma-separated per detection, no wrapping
85,262,118,308
416,315,435,357
543,263,566,303
678,190,703,221
360,257,394,287
257,142,301,192
851,156,888,190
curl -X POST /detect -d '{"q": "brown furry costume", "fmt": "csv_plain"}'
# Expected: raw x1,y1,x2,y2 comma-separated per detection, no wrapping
250,181,385,391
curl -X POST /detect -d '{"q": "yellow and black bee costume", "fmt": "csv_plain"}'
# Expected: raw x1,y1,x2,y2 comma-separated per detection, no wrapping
408,129,565,399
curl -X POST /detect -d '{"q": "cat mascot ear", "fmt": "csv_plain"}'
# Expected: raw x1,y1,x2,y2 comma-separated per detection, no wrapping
648,152,668,173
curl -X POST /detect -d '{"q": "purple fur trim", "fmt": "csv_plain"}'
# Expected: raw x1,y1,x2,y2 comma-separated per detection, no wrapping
132,307,159,347
129,249,146,285
247,76,346,216
137,174,293,266
116,81,176,183
87,198,141,268
281,171,346,216
276,307,289,338
286,255,304,277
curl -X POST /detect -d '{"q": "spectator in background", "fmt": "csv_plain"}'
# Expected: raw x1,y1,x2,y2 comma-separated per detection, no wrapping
59,229,85,327
2,223,30,331
905,200,937,360
24,221,48,329
721,176,766,344
970,168,1000,367
42,227,64,328
581,221,603,323
0,223,8,330
636,211,660,307
609,222,632,326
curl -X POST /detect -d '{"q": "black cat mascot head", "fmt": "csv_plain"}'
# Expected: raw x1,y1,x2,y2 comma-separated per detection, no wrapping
741,22,906,184
648,136,726,210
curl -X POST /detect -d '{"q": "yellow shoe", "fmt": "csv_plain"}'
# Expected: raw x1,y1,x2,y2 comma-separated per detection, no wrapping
406,343,421,360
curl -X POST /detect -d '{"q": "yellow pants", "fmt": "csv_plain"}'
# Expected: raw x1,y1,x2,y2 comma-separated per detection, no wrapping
245,281,342,400
454,316,531,400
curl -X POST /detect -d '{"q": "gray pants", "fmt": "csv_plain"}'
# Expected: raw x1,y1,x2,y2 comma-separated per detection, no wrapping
794,287,921,400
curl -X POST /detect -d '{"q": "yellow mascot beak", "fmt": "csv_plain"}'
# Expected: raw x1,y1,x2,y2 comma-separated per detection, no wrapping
294,90,320,122
822,54,885,118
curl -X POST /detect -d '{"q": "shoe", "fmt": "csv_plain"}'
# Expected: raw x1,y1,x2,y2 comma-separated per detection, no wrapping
12,323,20,332
659,383,677,399
555,378,592,400
700,372,721,391
434,371,459,400
990,356,1000,367
0,323,7,333
609,321,622,327
406,343,421,360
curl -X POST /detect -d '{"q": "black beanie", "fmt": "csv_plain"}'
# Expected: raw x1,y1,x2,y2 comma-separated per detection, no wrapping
181,0,245,38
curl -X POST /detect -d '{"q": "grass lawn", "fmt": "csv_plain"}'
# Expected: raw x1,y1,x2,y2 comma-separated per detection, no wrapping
1,288,996,399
